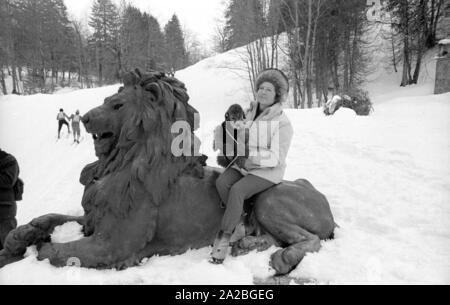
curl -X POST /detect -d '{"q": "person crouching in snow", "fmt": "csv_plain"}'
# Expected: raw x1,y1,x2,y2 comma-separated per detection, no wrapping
56,108,70,139
210,68,294,264
70,110,82,143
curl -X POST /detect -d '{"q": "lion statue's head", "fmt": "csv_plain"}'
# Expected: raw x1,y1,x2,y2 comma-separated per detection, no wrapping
82,69,198,160
80,69,205,234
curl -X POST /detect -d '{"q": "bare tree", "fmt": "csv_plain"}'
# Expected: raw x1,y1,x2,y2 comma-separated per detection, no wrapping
213,23,228,53
279,0,325,108
384,0,445,86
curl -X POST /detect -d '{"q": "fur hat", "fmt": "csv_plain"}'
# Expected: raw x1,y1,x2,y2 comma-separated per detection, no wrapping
255,68,289,103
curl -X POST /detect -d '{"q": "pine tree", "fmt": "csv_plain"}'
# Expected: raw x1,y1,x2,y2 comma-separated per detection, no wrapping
120,6,146,70
120,6,165,72
89,0,120,84
224,0,266,50
0,0,10,94
42,0,72,87
164,14,187,73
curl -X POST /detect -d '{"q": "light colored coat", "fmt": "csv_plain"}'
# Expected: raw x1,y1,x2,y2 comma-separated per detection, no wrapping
235,101,293,184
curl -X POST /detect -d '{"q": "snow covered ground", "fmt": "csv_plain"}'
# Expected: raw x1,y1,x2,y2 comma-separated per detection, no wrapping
0,45,449,284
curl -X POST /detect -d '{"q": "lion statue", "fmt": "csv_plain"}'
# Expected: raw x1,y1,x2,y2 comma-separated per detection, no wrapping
0,70,335,276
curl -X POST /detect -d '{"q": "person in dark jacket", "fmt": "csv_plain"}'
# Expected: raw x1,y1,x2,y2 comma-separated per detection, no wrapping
0,148,19,250
57,108,71,139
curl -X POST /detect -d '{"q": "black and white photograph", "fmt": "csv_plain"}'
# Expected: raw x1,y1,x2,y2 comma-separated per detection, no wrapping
0,0,449,287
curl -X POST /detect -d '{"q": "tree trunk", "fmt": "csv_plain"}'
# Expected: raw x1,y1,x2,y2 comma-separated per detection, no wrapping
400,47,410,87
343,40,350,92
116,48,122,80
293,81,298,109
430,0,443,48
413,0,427,84
400,1,413,86
391,31,398,72
309,0,321,108
322,86,328,102
303,0,313,108
349,16,360,89
427,0,436,48
73,21,84,88
11,63,18,94
78,68,82,87
315,64,321,107
51,68,55,89
18,67,22,81
330,50,340,92
96,44,102,86
0,69,7,95
343,21,351,92
293,68,301,109
41,67,46,92
99,62,103,85
400,34,413,87
412,50,423,84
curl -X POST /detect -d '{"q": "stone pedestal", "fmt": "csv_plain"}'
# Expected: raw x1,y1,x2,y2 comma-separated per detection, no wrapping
435,57,450,95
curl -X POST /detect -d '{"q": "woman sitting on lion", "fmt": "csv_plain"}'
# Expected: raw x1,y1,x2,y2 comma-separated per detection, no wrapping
211,68,294,264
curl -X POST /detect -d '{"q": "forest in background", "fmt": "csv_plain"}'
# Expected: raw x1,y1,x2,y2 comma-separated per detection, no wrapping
1,0,448,109
0,0,206,94
215,0,448,108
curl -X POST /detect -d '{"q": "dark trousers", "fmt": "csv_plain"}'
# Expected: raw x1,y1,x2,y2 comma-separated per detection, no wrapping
215,168,274,234
58,119,70,134
0,204,17,250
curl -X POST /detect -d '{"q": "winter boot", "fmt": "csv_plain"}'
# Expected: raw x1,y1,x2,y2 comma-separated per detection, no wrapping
230,223,246,244
210,231,231,264
230,216,247,244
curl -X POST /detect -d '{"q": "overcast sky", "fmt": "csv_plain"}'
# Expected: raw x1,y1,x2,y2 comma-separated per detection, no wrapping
64,0,226,47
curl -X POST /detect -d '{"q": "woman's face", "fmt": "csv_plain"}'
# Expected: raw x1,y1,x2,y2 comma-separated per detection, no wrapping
256,82,276,107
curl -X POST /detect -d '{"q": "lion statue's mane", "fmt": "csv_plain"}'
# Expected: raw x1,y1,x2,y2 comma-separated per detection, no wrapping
80,70,204,238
